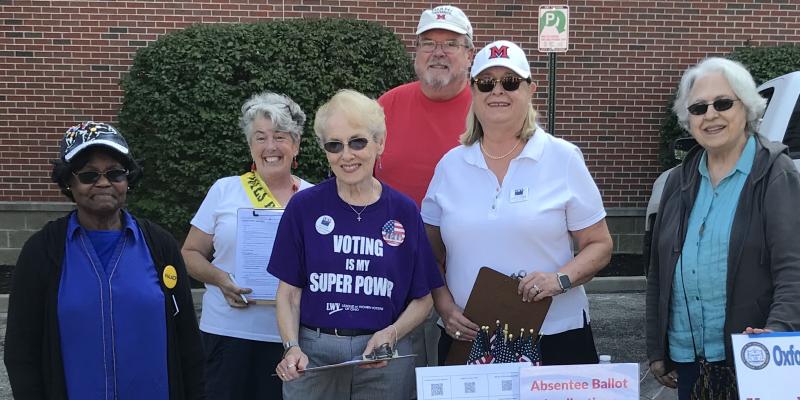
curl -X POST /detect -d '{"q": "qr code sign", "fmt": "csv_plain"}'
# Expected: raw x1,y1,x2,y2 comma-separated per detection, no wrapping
501,379,512,392
464,381,476,394
430,383,444,397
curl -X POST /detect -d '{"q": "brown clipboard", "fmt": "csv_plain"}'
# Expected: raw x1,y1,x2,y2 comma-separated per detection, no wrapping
444,266,552,365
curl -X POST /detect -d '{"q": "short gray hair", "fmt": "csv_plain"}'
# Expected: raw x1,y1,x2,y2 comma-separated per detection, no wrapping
673,57,766,135
240,92,306,144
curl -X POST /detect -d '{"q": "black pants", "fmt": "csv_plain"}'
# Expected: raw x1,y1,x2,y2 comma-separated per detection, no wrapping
438,316,599,365
201,332,284,400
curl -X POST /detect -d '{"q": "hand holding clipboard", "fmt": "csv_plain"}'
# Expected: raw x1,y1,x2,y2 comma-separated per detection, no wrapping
444,267,552,365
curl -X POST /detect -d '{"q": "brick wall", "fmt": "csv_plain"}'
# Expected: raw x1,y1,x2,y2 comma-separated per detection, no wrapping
2,1,800,207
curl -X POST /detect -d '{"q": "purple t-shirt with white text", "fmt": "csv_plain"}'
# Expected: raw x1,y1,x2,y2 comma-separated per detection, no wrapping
267,178,443,331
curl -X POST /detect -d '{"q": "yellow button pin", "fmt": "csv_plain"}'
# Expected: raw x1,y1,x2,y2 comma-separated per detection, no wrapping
162,265,178,289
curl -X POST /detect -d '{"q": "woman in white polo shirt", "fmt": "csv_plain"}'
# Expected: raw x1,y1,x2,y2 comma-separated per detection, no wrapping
422,40,613,365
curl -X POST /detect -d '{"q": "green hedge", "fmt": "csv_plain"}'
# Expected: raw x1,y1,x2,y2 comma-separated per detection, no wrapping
118,19,414,240
658,44,800,170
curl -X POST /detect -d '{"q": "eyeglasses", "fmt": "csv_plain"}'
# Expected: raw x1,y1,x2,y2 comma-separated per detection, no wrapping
72,169,128,184
471,76,531,93
417,40,467,54
323,137,369,154
687,98,739,116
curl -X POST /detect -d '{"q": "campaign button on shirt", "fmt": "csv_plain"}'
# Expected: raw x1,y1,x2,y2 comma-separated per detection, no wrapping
381,220,405,247
316,215,335,235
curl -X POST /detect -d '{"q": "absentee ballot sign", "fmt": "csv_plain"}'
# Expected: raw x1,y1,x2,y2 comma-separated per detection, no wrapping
732,332,800,399
519,363,638,400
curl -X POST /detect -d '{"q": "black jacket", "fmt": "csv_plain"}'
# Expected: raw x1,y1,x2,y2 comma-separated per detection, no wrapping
4,212,205,400
646,135,800,367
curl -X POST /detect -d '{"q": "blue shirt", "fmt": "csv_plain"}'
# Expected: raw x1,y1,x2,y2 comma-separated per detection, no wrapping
58,211,168,400
668,136,756,362
86,229,124,272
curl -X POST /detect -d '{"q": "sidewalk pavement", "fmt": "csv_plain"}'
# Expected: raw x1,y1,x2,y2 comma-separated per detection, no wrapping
0,277,676,399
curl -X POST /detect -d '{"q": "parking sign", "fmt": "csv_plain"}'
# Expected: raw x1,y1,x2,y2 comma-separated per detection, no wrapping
538,5,569,52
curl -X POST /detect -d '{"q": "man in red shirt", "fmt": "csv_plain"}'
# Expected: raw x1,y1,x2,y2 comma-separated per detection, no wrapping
378,5,474,208
377,4,475,367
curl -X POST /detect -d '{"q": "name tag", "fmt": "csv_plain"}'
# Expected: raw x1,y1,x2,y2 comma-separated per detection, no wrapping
510,187,529,203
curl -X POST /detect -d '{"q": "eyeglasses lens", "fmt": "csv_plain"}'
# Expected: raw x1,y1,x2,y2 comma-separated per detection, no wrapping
687,99,736,116
323,138,369,153
474,77,525,93
418,40,462,54
75,169,128,184
323,141,343,153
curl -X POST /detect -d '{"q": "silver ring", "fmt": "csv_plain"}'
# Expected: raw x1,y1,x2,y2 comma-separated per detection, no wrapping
455,330,461,338
288,364,295,369
533,284,541,293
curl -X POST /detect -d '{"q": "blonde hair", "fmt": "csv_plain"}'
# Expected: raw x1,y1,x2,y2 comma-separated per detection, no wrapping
460,103,539,145
313,89,386,146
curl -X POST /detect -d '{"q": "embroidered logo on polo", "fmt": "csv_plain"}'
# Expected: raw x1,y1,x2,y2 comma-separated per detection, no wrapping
315,215,335,235
510,187,529,203
489,45,510,59
381,220,405,247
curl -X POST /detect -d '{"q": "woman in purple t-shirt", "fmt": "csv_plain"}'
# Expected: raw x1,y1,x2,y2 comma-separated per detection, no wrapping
268,89,443,400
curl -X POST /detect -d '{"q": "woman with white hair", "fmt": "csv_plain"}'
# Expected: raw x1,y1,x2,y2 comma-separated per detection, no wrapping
269,89,443,400
646,57,800,399
181,91,313,399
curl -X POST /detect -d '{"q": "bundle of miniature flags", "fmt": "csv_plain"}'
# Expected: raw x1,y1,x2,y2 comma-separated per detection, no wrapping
466,321,542,365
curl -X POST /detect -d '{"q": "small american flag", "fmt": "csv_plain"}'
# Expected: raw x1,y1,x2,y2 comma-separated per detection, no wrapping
467,326,491,364
381,220,405,247
493,334,519,364
518,330,543,366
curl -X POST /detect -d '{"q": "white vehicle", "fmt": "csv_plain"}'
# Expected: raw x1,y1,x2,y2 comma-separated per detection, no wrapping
642,71,800,272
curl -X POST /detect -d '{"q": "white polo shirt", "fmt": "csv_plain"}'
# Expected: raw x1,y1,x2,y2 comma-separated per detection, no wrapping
421,128,606,335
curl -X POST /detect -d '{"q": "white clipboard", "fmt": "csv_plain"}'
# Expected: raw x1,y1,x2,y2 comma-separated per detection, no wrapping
234,208,284,302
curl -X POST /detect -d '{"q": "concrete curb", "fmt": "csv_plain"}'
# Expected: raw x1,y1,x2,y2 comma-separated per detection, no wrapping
0,276,646,314
584,276,646,293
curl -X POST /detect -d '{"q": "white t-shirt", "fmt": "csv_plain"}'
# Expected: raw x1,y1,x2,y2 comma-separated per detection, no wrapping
190,175,313,342
421,128,606,335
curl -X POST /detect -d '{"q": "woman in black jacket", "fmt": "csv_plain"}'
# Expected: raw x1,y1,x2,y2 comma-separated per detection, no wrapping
646,58,800,399
4,121,205,400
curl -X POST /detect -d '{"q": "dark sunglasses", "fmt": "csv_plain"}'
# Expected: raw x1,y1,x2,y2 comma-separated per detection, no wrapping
471,76,531,93
687,98,739,116
323,137,369,154
72,169,128,184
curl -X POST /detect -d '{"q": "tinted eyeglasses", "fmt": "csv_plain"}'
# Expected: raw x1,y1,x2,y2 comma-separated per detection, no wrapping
323,137,369,154
687,98,739,116
72,169,129,184
471,76,531,93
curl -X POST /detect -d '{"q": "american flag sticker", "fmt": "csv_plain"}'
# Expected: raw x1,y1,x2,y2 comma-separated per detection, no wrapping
381,220,405,247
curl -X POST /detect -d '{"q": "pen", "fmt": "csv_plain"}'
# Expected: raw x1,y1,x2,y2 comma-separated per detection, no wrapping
228,273,249,304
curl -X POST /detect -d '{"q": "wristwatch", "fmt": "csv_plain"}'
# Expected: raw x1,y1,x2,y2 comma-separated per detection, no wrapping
556,273,572,293
282,339,299,357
